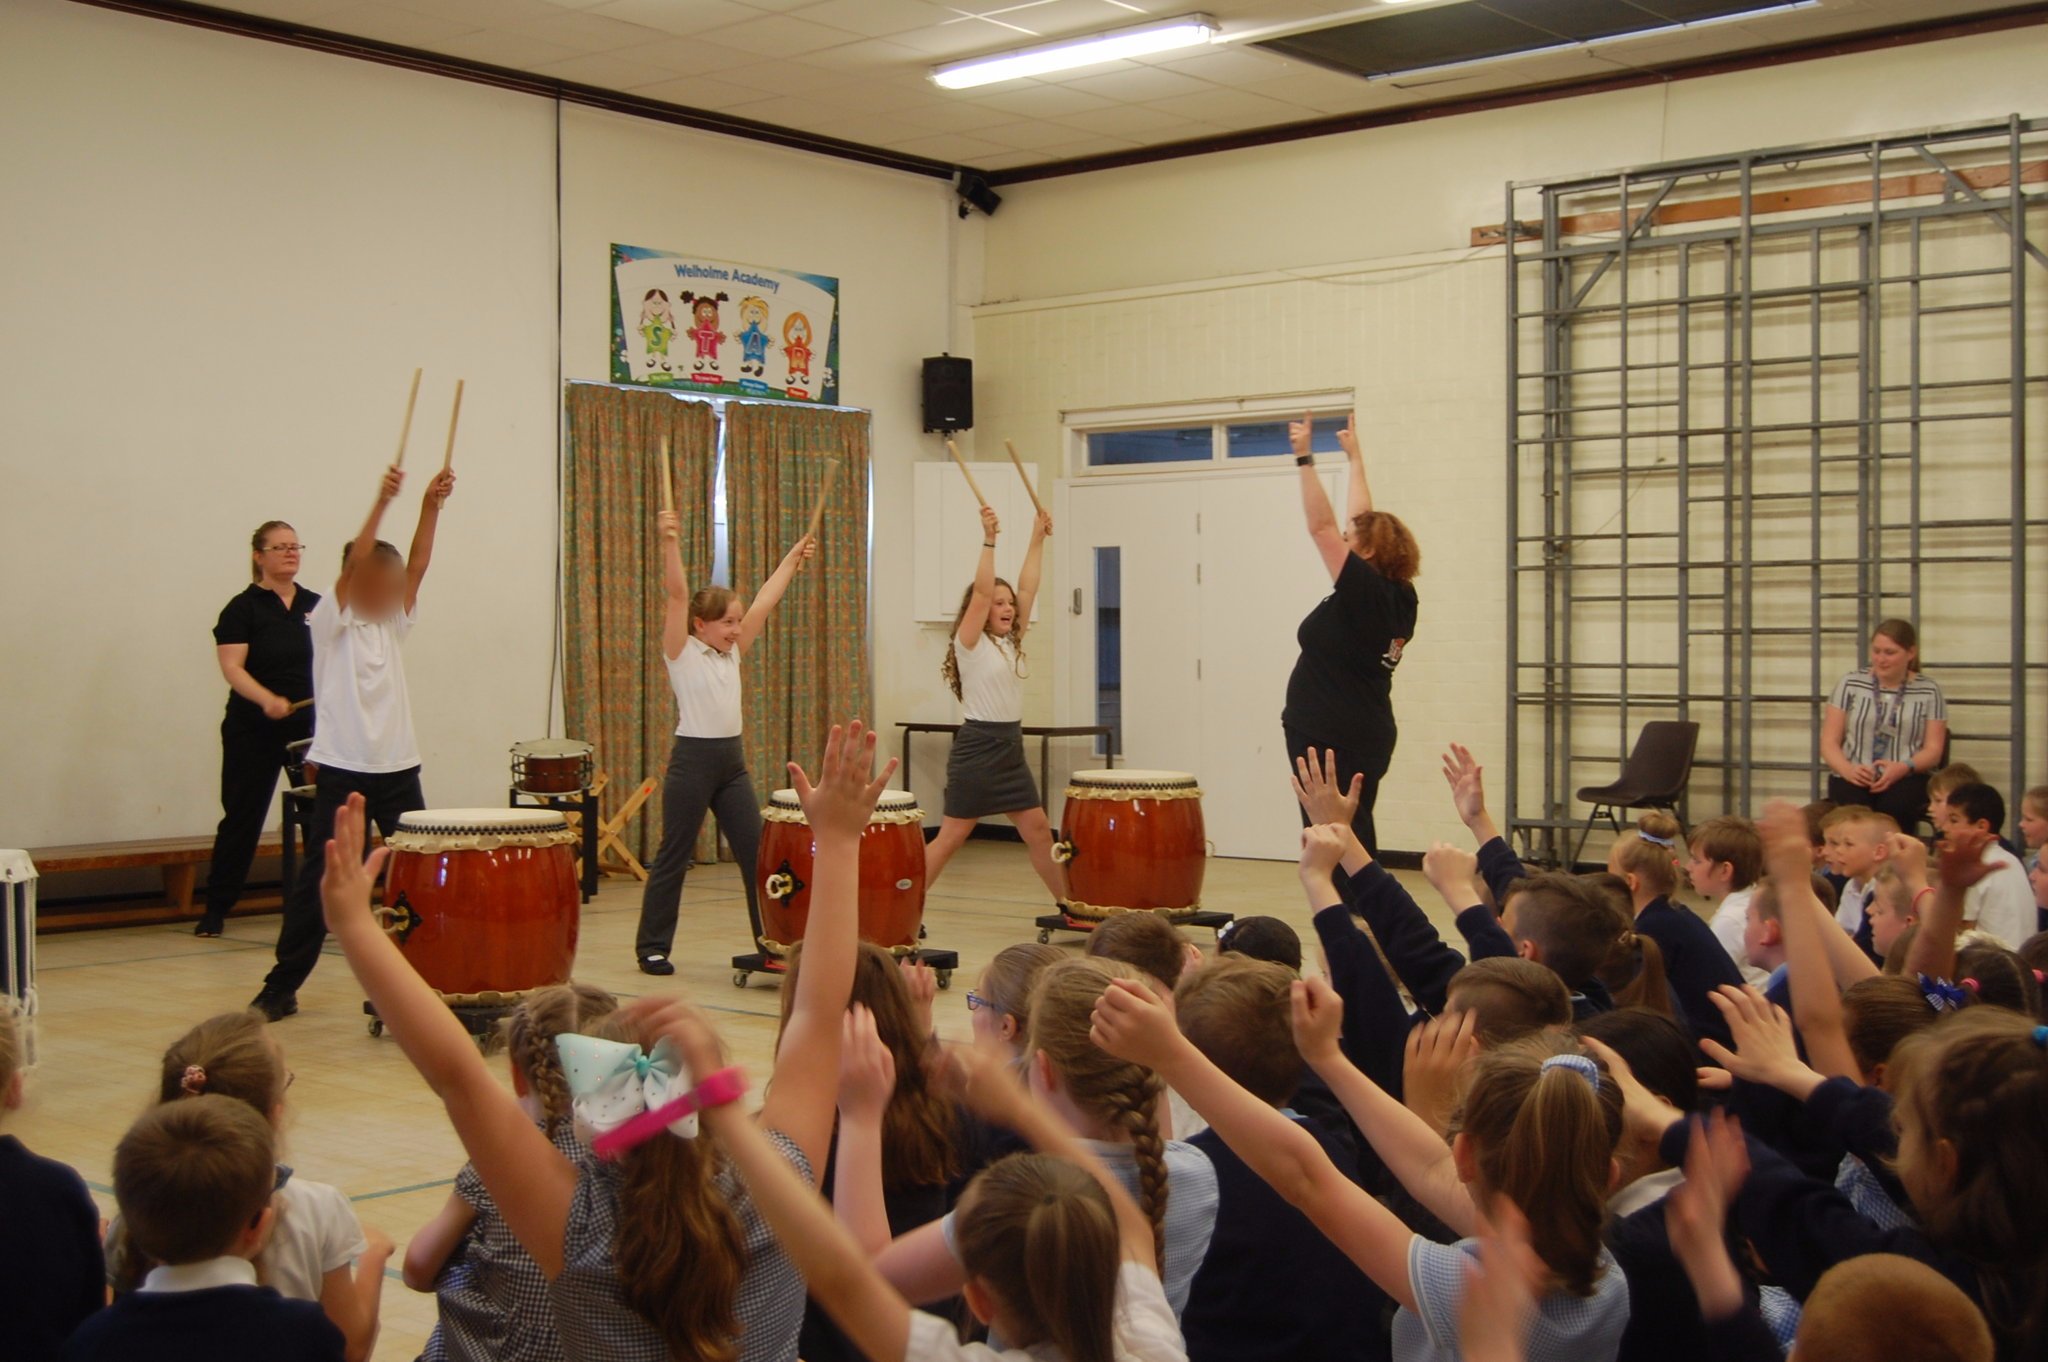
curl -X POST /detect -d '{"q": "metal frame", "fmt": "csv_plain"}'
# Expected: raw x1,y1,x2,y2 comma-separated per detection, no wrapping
1505,117,2047,863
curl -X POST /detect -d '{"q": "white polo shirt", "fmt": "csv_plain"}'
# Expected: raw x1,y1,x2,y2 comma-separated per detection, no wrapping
1965,844,2035,948
954,633,1022,723
305,595,419,773
665,637,743,738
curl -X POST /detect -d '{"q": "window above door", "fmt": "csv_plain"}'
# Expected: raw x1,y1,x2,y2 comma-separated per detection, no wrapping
1069,393,1355,475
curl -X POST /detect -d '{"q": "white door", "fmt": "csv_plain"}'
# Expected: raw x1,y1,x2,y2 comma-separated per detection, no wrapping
1062,480,1203,788
1197,469,1345,858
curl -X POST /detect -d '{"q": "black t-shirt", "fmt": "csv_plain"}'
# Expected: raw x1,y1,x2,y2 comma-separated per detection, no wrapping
1282,553,1418,743
212,583,319,718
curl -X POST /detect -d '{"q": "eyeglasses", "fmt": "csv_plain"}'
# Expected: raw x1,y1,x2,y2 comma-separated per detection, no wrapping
262,544,306,554
964,991,1004,1014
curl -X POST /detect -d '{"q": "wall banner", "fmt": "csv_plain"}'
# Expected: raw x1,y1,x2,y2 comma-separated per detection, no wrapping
610,244,840,403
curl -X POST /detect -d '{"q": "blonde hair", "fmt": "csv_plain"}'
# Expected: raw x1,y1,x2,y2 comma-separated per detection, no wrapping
503,983,618,1136
1611,811,1684,899
954,1155,1118,1362
941,578,1025,701
1796,1254,1992,1362
249,520,293,582
1028,959,1168,1265
1175,956,1300,1105
159,1011,286,1113
1454,1035,1622,1297
977,943,1064,1029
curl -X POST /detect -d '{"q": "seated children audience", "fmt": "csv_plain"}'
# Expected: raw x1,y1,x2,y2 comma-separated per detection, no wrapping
1820,806,1896,961
0,1003,105,1362
1925,763,1983,840
967,943,1065,1059
1214,916,1303,974
1934,784,2034,948
1611,813,1747,1056
1684,816,1768,985
2019,786,2048,872
1864,867,1923,965
1793,1255,1993,1362
1086,911,1201,993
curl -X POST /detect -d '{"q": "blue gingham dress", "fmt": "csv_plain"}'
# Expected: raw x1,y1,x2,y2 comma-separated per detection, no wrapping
424,1122,591,1362
549,1128,812,1362
1394,1238,1629,1362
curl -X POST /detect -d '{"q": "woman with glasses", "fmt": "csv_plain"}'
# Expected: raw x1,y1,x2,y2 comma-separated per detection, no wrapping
197,520,318,937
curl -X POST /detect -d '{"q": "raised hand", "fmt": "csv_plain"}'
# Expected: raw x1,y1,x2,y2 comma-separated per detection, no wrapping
1698,985,1822,1099
424,468,456,507
1291,747,1363,826
1581,1035,1683,1148
794,535,818,563
1335,412,1361,461
898,958,938,1039
622,996,726,1087
930,1036,1035,1132
378,464,404,503
1422,842,1481,908
787,721,898,842
1404,1009,1479,1135
1089,976,1184,1071
1288,413,1315,457
1439,744,1490,828
319,793,391,933
656,509,680,542
978,505,1000,541
1936,826,1999,891
837,1005,897,1124
1664,1111,1751,1322
1032,510,1054,540
1299,824,1349,883
1290,974,1346,1068
1458,1198,1542,1362
1886,832,1930,890
1757,800,1816,884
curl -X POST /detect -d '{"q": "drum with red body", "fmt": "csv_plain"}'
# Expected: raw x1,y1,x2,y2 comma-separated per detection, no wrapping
1054,769,1207,920
381,809,580,999
757,789,925,956
510,739,594,794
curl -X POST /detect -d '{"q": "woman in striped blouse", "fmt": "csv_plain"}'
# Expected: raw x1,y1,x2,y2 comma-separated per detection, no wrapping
1820,619,1947,828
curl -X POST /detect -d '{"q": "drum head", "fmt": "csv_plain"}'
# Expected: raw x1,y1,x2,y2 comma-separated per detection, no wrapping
1068,768,1198,788
765,789,924,822
511,739,594,758
397,808,570,835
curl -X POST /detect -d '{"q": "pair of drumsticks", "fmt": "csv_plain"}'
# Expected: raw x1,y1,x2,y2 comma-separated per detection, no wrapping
390,367,462,474
654,436,839,571
944,436,1045,519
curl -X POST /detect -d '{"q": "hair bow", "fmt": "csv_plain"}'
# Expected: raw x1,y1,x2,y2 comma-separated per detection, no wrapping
554,1033,699,1140
1918,974,1971,1014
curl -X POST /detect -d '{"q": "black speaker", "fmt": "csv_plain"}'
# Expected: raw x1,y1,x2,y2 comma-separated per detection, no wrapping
922,355,973,433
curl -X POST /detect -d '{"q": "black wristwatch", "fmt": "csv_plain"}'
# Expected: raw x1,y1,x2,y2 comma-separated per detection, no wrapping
1295,453,1314,467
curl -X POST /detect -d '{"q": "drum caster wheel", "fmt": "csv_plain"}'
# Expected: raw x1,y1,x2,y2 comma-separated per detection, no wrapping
1036,929,1052,944
935,970,953,991
367,1018,384,1038
732,971,751,989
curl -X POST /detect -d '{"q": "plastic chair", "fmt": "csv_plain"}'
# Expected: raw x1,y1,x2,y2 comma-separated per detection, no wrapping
1571,721,1700,867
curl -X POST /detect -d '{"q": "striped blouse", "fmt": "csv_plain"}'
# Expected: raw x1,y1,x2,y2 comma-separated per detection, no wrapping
1827,670,1946,766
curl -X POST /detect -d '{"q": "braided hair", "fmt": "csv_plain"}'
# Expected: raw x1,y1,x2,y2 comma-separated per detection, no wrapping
501,982,619,1136
1027,958,1169,1266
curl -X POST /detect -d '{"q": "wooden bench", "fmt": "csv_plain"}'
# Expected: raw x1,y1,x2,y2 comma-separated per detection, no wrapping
28,836,284,926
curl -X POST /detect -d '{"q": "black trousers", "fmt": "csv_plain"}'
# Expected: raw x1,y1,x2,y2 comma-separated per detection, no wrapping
1285,724,1395,892
1826,771,1932,832
262,762,423,998
634,736,763,958
204,708,313,923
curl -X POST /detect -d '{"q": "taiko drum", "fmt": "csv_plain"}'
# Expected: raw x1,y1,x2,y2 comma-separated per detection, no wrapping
381,809,580,999
1054,769,1206,920
757,789,926,956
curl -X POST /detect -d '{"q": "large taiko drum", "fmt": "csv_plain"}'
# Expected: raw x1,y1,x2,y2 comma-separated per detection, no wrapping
1054,770,1207,920
381,809,581,1001
757,789,925,958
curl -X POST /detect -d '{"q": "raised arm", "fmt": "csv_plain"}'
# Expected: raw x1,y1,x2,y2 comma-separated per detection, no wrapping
1758,804,1862,1082
322,794,576,1277
656,510,694,661
1903,827,1996,980
1292,415,1349,582
1092,976,1421,1309
1335,411,1373,520
956,506,999,646
1442,744,1508,865
831,1007,896,1256
756,722,898,1175
337,465,403,610
216,645,294,718
1014,510,1052,623
403,468,454,614
737,534,816,654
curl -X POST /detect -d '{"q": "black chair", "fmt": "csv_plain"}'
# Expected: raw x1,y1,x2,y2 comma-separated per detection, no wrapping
1571,720,1700,868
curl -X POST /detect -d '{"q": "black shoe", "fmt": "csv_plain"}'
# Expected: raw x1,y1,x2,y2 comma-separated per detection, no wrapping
193,914,226,938
250,991,299,1022
638,954,676,977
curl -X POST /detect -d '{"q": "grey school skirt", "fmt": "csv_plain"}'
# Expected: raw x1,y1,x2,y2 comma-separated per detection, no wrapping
944,720,1041,819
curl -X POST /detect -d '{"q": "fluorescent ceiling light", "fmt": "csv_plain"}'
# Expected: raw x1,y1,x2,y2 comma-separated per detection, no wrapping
931,13,1217,90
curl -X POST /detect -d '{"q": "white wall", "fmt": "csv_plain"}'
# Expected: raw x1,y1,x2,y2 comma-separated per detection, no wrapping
975,27,2048,854
0,0,962,847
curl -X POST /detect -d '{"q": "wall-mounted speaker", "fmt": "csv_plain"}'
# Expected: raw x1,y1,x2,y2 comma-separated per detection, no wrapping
922,355,973,433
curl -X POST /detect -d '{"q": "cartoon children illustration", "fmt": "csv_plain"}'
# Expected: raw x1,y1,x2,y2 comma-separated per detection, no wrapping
680,290,729,380
782,311,814,396
734,296,774,379
638,289,677,375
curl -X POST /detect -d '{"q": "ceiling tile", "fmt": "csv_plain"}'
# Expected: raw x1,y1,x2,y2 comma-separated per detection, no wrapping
581,0,759,37
1141,84,1318,123
380,0,564,20
616,36,778,74
211,0,369,23
966,83,1120,117
1137,43,1298,84
994,132,1146,161
797,36,933,72
876,131,1020,160
970,117,1104,150
502,9,664,51
886,18,1028,58
1048,101,1200,138
1236,70,1379,114
786,0,966,39
972,148,1055,169
807,112,948,145
1060,63,1220,103
696,12,863,57
529,48,681,86
700,93,856,127
629,74,793,108
414,26,585,68
708,59,863,95
296,2,482,46
891,98,1035,132
973,0,1157,39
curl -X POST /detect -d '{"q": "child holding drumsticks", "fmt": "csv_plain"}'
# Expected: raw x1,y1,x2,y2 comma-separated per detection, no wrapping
252,460,452,1023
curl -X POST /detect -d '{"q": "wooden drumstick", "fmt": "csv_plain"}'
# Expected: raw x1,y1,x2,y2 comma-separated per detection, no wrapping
286,698,313,714
943,438,989,509
1002,439,1045,516
440,379,464,471
796,459,838,570
392,367,421,469
658,435,674,518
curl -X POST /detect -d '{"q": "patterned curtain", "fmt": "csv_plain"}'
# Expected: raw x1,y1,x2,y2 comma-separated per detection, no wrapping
562,383,717,863
726,403,874,802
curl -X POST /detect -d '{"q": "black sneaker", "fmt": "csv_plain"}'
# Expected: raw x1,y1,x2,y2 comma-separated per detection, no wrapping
250,991,299,1022
638,954,676,977
193,914,226,938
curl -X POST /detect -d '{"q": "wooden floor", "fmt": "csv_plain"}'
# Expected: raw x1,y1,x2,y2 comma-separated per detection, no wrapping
13,843,1451,1361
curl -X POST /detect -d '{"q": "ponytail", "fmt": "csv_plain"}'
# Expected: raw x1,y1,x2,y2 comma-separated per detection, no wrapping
1611,811,1684,899
503,982,618,1136
1604,929,1673,1017
954,1155,1118,1362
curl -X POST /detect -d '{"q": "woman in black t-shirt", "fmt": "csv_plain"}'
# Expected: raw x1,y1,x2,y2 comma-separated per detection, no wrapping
1280,414,1420,859
198,520,319,936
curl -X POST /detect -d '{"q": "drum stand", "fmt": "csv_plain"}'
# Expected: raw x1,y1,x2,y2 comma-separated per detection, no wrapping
730,942,959,992
508,783,601,902
363,997,512,1046
1034,909,1236,945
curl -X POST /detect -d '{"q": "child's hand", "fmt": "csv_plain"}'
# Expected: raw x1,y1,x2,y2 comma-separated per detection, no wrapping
1886,832,1930,889
1403,1010,1478,1135
1335,412,1361,461
1698,985,1822,1100
1757,800,1815,884
1581,1036,1683,1147
787,721,898,843
1936,826,1999,891
1422,842,1481,906
1289,975,1347,1068
656,509,680,542
930,1037,1034,1131
377,464,404,503
1089,977,1184,1072
319,794,391,935
1458,1198,1542,1362
424,469,455,507
1664,1112,1750,1322
1288,412,1314,457
1291,747,1363,827
794,535,818,562
898,958,937,1039
1032,510,1054,540
1440,744,1488,829
837,1005,897,1125
360,1226,395,1262
1298,824,1349,882
979,505,1000,541
621,996,726,1088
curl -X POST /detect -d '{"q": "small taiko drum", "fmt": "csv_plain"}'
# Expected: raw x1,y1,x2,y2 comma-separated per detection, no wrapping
511,738,594,794
757,789,925,958
381,809,580,1002
1054,770,1207,920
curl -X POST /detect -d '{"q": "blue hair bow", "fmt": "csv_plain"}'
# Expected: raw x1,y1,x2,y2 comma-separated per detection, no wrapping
1918,974,1971,1014
555,1034,699,1139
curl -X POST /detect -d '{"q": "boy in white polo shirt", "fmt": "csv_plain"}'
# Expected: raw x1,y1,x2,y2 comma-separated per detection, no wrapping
252,462,453,1021
1936,782,2034,949
1685,815,1769,985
